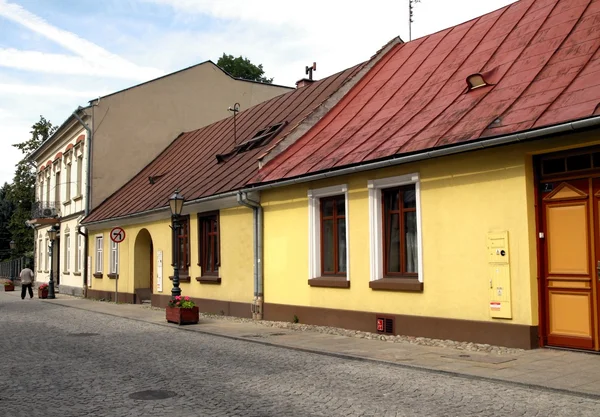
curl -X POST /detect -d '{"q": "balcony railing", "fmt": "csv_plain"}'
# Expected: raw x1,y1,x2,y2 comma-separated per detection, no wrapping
31,201,61,219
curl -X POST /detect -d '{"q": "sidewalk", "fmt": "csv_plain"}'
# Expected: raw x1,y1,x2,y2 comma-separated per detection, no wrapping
6,291,600,398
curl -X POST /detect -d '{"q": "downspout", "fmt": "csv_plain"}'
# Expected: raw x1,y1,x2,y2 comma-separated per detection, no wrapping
72,107,92,298
77,225,88,296
236,191,263,320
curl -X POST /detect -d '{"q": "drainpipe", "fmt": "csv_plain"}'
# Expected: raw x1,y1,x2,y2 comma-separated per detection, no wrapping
236,191,263,320
77,225,88,297
72,107,92,298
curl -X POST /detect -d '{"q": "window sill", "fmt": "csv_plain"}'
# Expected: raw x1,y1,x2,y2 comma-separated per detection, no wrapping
73,272,81,276
369,278,423,292
196,276,221,284
43,270,49,273
63,272,70,275
73,195,83,202
63,200,71,207
169,275,191,283
93,272,103,278
308,277,350,288
108,273,119,279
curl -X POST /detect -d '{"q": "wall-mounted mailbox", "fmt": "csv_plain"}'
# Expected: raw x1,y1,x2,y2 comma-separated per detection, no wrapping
487,231,512,319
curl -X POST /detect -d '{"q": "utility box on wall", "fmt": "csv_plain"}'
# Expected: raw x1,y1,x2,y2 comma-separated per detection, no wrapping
487,231,512,319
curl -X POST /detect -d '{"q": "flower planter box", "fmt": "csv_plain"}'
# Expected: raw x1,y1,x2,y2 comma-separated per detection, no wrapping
38,288,48,299
3,284,14,292
166,306,199,325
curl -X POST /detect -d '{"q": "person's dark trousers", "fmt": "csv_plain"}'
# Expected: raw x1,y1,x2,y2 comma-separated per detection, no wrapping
21,284,33,299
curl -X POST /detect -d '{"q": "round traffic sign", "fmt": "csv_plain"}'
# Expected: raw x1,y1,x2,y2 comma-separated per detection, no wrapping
110,227,126,243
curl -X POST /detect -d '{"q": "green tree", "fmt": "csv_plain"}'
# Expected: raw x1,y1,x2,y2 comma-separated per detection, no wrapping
6,115,56,258
216,53,274,83
0,183,15,261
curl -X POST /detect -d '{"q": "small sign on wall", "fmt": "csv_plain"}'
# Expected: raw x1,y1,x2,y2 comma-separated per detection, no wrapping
157,250,163,293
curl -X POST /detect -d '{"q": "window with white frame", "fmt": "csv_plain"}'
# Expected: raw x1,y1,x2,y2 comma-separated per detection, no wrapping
75,234,83,273
95,235,103,273
64,228,71,272
65,161,72,201
38,238,43,271
76,154,83,196
45,237,50,271
368,173,423,285
308,184,350,281
110,240,119,275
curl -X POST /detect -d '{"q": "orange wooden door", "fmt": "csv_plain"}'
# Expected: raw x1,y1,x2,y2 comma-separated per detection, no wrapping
542,179,598,350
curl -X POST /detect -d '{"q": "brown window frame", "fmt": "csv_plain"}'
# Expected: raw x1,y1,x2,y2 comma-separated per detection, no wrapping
382,185,418,279
197,212,220,277
174,215,190,275
320,195,346,277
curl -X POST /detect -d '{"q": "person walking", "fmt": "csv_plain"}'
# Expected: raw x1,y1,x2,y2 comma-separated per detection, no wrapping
19,264,35,300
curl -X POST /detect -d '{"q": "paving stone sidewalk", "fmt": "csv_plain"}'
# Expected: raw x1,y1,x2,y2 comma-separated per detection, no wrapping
6,291,600,398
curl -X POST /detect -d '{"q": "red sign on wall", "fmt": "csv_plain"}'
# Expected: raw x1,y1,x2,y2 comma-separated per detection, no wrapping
376,318,384,332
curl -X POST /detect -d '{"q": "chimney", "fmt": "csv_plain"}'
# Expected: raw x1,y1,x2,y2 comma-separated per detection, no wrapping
295,78,315,88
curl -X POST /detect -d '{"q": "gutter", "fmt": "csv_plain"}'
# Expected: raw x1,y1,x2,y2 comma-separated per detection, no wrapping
236,191,263,320
83,115,600,228
77,225,88,297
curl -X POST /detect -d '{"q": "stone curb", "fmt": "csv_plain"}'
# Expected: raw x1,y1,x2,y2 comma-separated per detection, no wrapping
38,298,600,401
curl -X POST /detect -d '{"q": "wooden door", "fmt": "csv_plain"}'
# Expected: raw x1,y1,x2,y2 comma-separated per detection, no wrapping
542,179,598,350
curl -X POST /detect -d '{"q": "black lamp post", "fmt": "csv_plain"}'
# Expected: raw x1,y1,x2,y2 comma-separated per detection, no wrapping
47,225,58,299
169,190,185,299
9,241,15,282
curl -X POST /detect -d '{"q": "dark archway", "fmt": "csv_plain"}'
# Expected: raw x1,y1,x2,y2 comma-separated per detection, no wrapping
134,229,153,304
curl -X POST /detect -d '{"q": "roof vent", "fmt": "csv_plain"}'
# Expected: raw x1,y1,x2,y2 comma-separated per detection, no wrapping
466,73,489,90
216,121,287,163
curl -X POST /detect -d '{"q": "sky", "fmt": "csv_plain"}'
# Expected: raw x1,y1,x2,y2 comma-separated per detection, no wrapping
0,0,517,185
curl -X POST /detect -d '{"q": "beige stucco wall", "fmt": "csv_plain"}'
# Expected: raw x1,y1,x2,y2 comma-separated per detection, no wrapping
90,62,291,208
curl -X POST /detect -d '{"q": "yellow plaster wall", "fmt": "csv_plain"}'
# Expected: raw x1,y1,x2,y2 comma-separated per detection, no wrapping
87,207,254,303
261,133,600,327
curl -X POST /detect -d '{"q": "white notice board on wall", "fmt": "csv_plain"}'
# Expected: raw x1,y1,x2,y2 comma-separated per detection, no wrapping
156,250,163,292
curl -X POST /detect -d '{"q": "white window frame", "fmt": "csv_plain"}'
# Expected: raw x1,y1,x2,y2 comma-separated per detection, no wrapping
38,238,43,271
368,173,423,283
45,237,50,271
76,234,83,273
307,184,350,280
64,231,71,272
110,239,119,275
95,235,103,273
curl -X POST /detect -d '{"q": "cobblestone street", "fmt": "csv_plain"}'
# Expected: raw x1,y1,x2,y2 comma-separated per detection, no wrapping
1,295,599,417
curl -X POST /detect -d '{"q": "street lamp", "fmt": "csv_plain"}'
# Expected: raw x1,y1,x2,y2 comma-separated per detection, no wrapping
9,240,15,282
169,190,185,298
47,225,58,299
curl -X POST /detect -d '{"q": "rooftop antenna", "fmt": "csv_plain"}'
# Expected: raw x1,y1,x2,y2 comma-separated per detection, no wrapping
409,0,421,41
228,103,240,144
305,62,316,80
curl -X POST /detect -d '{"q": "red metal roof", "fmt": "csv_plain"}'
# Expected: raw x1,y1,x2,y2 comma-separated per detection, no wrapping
256,0,600,183
83,64,364,224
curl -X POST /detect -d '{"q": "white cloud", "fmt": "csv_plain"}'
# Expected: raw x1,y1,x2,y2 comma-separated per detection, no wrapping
0,83,109,97
0,0,164,81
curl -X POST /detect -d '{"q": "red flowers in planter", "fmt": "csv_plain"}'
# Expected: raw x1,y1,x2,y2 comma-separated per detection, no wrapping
166,295,199,325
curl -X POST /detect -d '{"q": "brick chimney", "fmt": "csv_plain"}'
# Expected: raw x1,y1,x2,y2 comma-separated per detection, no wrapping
295,78,315,88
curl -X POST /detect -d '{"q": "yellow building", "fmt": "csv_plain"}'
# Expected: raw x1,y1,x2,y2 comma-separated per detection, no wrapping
84,0,600,351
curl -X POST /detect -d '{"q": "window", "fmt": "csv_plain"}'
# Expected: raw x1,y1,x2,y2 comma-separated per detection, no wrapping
95,235,103,274
64,229,71,272
216,121,287,163
368,174,423,291
174,216,190,275
45,238,50,271
110,240,119,275
320,195,347,275
382,186,417,276
308,185,350,286
37,239,43,271
55,170,61,202
65,163,71,200
198,213,220,276
39,178,44,203
45,174,50,203
76,154,83,196
75,234,83,273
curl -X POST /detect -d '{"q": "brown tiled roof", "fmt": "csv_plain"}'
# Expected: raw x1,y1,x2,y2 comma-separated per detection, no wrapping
256,0,600,183
83,64,364,224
